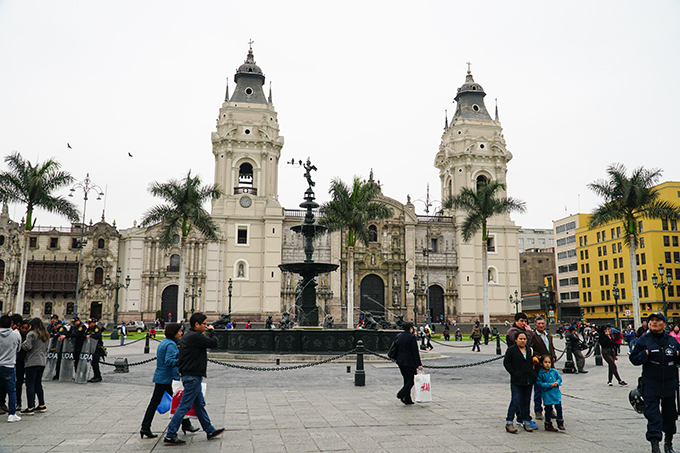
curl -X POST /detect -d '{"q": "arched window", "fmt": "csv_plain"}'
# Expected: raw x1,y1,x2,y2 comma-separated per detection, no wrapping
169,254,180,272
368,225,378,242
23,302,31,315
66,302,74,315
0,259,4,281
94,267,104,285
98,238,105,249
45,302,53,315
476,175,488,192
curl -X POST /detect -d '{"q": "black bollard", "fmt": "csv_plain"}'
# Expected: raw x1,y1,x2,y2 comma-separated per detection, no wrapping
594,340,603,366
354,340,365,386
347,365,351,373
495,334,501,355
276,358,280,365
144,333,150,354
562,339,576,374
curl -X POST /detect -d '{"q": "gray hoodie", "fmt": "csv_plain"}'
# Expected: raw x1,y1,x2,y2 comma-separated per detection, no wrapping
0,327,21,367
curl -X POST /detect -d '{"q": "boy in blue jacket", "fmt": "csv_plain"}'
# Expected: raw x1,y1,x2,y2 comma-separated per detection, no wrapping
536,355,565,432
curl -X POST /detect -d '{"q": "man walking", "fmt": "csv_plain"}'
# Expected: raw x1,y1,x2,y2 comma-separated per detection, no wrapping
164,313,224,446
630,312,680,453
0,315,22,422
531,316,556,420
482,324,491,345
565,326,587,373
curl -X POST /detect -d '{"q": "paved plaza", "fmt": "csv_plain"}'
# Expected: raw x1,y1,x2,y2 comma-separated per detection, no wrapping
1,336,654,452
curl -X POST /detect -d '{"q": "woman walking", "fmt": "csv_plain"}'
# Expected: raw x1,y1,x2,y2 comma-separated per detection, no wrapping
140,323,198,438
20,318,49,415
395,322,423,405
470,322,482,352
503,332,537,433
599,325,627,386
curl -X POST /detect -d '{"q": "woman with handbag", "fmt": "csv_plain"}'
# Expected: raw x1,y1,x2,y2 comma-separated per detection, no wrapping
395,322,423,405
140,323,198,438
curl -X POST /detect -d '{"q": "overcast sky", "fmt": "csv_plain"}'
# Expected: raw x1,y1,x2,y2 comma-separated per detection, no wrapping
1,1,678,231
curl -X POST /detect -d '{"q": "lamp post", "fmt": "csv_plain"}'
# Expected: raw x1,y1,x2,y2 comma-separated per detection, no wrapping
228,278,233,320
184,283,202,316
612,282,620,329
106,267,130,340
509,290,522,315
69,174,104,317
540,286,551,332
405,275,426,326
651,263,673,320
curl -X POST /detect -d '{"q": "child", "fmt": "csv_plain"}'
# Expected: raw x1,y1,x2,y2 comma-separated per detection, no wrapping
536,355,565,431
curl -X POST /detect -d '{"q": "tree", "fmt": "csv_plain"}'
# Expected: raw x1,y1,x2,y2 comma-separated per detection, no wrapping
320,177,393,328
140,171,222,321
443,179,526,326
588,163,680,329
0,152,79,314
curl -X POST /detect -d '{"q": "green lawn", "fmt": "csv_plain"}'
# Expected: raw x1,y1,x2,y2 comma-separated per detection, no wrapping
102,332,166,341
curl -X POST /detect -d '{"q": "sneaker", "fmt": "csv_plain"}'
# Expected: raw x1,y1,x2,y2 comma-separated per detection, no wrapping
19,408,34,416
608,382,613,386
207,428,225,440
579,370,588,374
619,381,628,386
7,414,21,422
529,420,538,430
35,406,47,413
535,411,543,420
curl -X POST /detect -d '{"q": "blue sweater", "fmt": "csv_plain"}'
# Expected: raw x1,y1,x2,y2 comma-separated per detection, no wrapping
153,338,180,384
536,368,562,405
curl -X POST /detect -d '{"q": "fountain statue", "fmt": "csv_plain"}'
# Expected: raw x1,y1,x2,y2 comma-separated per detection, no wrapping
279,158,339,326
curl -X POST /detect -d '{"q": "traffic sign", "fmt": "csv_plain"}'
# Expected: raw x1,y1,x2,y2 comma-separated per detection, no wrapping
625,309,631,316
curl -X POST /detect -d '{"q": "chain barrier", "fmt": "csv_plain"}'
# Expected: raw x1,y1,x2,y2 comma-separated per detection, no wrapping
100,356,157,367
432,339,481,349
104,338,145,348
362,348,505,369
207,349,357,371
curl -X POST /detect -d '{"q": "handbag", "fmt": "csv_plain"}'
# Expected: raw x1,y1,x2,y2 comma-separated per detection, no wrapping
156,391,172,414
170,380,207,417
413,370,432,403
387,334,400,360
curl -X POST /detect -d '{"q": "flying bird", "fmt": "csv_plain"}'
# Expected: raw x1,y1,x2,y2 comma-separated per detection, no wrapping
128,152,133,157
67,143,72,149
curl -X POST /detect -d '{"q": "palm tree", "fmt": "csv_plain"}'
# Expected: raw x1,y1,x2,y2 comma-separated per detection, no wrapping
0,152,79,314
588,163,680,329
443,179,526,326
320,177,393,328
140,171,222,321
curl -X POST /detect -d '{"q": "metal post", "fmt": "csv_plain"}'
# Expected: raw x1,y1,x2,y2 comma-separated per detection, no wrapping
594,340,603,366
354,340,365,386
562,338,576,374
495,333,501,355
228,278,233,320
144,333,150,354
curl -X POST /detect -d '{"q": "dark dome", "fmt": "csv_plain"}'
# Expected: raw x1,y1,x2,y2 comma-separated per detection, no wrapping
235,49,264,83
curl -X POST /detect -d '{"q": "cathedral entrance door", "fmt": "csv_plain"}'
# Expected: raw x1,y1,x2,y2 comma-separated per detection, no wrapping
89,301,102,320
360,274,385,318
429,285,445,322
161,285,178,322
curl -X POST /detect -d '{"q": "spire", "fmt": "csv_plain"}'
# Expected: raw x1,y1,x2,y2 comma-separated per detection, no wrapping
495,98,499,121
268,81,272,103
452,63,492,122
444,109,448,130
225,79,229,101
231,43,267,104
1,202,8,217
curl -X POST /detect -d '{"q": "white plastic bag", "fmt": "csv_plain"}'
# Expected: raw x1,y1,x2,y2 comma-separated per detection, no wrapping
414,371,432,403
169,380,207,417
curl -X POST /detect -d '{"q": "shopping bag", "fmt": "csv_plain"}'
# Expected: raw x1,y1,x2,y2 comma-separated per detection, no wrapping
170,381,207,417
157,391,172,414
414,371,432,403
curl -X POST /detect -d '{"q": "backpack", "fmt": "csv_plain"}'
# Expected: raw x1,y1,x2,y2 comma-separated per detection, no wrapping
387,334,400,360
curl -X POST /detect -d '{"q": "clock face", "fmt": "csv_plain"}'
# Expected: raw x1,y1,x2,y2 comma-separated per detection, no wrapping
239,196,252,208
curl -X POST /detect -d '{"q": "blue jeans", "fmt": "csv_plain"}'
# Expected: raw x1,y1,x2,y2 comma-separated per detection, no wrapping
533,382,543,414
0,366,17,415
506,383,531,424
544,403,563,423
166,376,215,438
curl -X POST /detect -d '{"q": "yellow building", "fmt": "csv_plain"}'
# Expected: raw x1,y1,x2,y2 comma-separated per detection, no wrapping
576,181,680,328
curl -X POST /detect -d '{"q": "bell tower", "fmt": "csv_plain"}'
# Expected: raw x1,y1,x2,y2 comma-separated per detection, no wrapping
434,65,520,321
210,45,284,320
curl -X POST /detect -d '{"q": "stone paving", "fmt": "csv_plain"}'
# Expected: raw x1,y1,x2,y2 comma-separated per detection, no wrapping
0,336,656,452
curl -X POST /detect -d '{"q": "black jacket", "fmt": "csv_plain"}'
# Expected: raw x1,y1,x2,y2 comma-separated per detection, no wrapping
630,331,680,397
395,332,422,368
178,328,217,377
599,332,615,350
503,344,536,386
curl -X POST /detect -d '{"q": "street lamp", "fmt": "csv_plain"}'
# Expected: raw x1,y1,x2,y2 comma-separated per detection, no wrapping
184,283,202,316
105,267,130,340
540,286,551,332
69,173,104,317
509,290,522,315
228,278,233,320
405,275,426,326
652,263,673,320
612,283,620,329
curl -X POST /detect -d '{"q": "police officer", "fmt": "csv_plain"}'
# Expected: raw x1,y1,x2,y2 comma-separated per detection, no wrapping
630,312,680,453
59,317,87,370
85,318,103,383
51,316,69,380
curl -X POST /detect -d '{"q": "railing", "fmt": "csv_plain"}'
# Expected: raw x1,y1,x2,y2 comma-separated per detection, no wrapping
417,215,453,223
234,187,257,195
